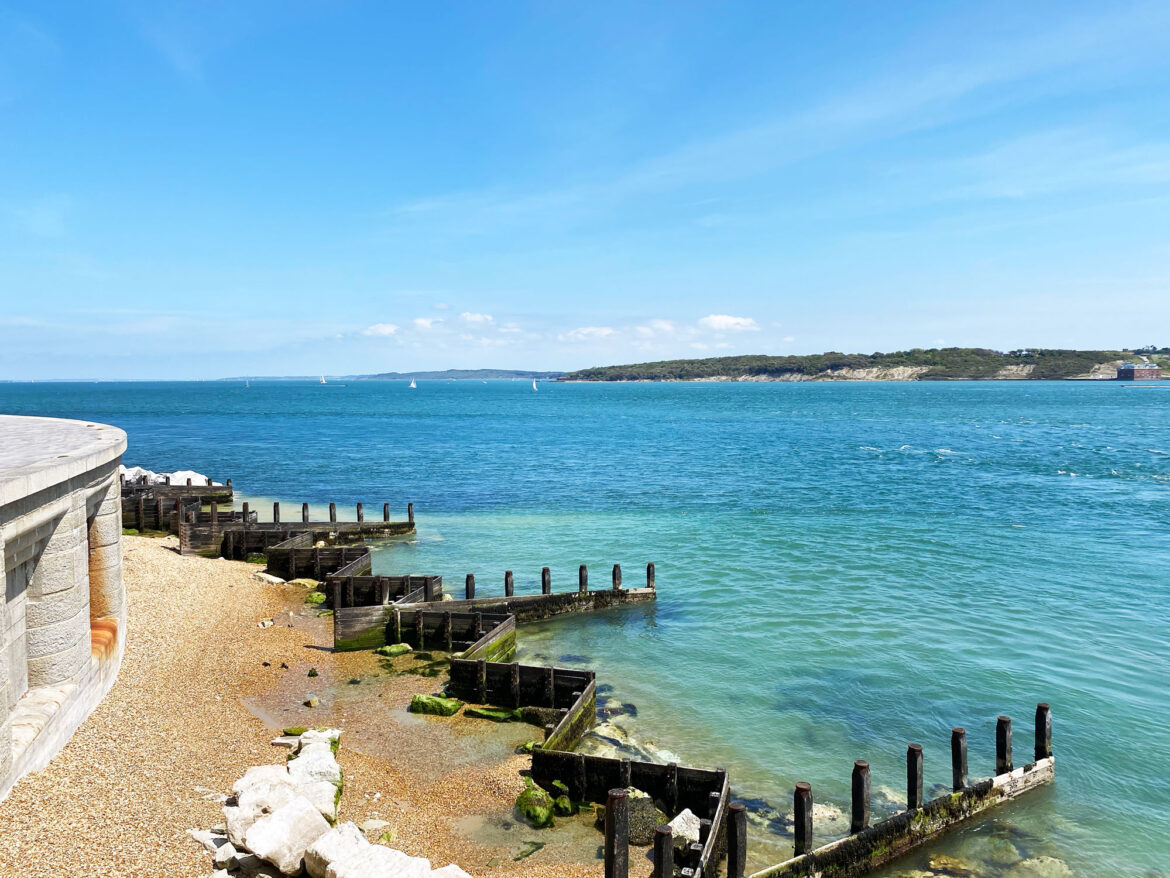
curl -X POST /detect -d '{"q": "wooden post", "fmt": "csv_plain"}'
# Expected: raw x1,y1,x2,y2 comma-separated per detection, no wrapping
206,476,211,486
465,573,475,600
477,659,487,702
383,502,390,522
443,611,453,651
1035,703,1052,761
414,611,424,649
907,744,923,810
226,478,232,491
392,609,402,644
572,752,587,800
699,818,712,845
209,501,218,525
136,496,145,531
604,789,629,878
727,801,747,878
619,757,631,788
346,576,355,607
154,498,163,530
242,501,250,522
951,727,968,790
612,564,621,590
273,502,280,524
665,762,678,813
579,564,588,594
647,562,655,589
793,782,813,856
424,577,435,603
850,760,870,833
544,666,555,707
187,478,192,486
510,661,521,708
225,529,235,560
302,502,309,523
709,789,721,819
187,511,195,524
329,502,336,523
505,570,514,597
408,502,414,524
541,566,551,595
996,716,1013,775
653,825,673,878
357,502,364,522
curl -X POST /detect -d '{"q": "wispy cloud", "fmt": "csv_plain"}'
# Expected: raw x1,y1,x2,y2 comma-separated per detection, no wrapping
699,314,758,332
559,326,616,342
413,317,441,329
362,322,399,337
460,311,493,324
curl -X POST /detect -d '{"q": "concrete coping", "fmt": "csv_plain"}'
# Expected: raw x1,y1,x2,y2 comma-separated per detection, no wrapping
0,415,128,507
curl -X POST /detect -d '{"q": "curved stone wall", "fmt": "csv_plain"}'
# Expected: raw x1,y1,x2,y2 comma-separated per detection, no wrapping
0,415,127,802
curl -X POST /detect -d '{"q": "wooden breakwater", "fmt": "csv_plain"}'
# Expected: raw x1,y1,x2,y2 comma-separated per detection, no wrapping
332,563,656,651
120,474,235,533
750,707,1056,878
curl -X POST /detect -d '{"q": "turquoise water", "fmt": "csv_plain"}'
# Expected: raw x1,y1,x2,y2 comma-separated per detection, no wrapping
2,380,1167,876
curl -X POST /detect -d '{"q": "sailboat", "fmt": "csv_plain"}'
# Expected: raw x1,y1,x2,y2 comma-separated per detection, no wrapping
532,378,538,391
409,378,417,389
320,375,326,385
245,379,250,388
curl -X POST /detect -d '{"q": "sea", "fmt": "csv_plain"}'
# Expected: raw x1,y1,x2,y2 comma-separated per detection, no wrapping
2,379,1167,877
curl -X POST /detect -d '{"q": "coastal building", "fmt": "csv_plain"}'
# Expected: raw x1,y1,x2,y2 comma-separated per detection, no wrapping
1116,362,1162,380
0,416,127,802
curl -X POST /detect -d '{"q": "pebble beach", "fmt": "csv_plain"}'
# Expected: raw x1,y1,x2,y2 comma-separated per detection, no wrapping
0,535,601,878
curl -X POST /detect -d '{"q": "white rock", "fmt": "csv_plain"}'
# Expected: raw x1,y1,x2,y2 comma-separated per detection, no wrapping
226,780,299,847
188,827,228,854
298,780,341,822
253,572,285,585
325,846,429,878
1004,857,1074,878
305,822,368,878
358,819,390,833
288,743,342,786
431,865,474,878
299,728,342,750
214,840,239,869
271,736,301,749
667,808,701,843
233,764,292,796
245,796,331,876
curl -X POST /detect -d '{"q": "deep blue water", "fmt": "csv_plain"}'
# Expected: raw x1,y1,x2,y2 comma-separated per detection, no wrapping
2,380,1167,876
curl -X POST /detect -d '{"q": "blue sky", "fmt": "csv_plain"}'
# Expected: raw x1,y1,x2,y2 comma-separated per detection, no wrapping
2,1,1169,378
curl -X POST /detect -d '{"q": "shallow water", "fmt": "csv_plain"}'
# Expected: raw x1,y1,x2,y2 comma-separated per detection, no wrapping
3,379,1167,877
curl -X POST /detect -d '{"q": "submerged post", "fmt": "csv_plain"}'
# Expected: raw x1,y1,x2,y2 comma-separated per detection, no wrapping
727,801,747,878
653,825,673,878
951,727,968,790
793,782,813,856
383,502,390,522
612,564,622,591
996,716,1013,775
647,562,655,589
465,573,475,600
1035,703,1053,761
505,570,514,597
605,789,630,878
579,564,588,593
226,478,232,490
356,502,364,522
408,502,414,525
907,744,924,810
542,566,551,595
851,760,870,833
302,502,309,523
329,502,337,523
273,502,280,524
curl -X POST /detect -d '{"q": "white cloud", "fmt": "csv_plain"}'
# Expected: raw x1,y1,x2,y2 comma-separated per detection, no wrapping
434,302,450,310
559,326,616,342
699,314,759,332
362,323,399,337
499,322,521,334
413,317,442,329
460,312,493,324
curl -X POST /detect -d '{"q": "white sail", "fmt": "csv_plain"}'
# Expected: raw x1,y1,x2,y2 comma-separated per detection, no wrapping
320,375,326,384
532,378,538,391
409,378,417,389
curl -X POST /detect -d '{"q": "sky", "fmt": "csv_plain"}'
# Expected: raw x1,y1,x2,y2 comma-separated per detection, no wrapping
1,1,1169,379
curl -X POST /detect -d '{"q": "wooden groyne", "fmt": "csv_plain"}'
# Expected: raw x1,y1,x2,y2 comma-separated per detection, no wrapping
750,707,1056,878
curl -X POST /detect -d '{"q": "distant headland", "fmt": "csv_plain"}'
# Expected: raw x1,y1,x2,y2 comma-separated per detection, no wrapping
565,347,1169,382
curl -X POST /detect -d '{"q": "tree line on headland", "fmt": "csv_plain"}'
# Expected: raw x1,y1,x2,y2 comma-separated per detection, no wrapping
565,347,1170,382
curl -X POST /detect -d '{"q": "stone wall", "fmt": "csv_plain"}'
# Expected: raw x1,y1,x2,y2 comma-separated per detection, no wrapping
0,415,127,803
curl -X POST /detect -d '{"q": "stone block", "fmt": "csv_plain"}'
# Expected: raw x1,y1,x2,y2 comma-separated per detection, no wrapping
288,743,341,787
245,795,330,876
325,845,430,878
305,822,366,878
25,605,90,660
25,577,89,628
26,629,90,687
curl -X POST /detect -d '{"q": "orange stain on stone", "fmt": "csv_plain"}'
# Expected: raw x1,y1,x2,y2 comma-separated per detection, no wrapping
90,617,118,661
